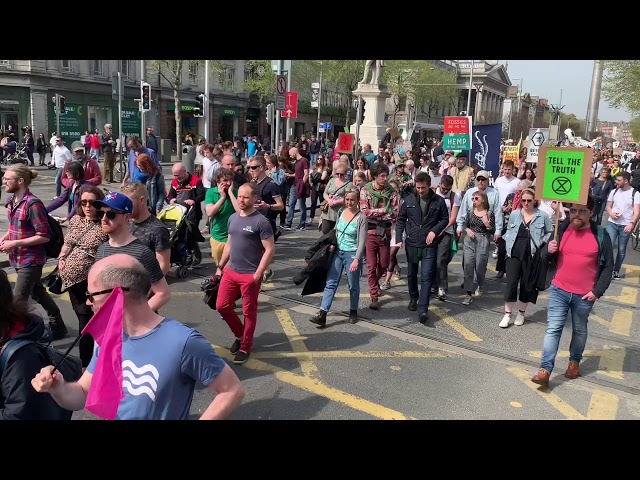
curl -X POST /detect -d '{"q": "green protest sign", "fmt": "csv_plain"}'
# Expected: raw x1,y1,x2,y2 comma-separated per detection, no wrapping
535,147,593,204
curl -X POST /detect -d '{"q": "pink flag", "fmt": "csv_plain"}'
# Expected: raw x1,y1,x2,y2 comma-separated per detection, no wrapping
81,287,125,420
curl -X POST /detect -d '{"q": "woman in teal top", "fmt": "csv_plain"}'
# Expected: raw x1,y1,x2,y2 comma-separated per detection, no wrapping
310,188,368,327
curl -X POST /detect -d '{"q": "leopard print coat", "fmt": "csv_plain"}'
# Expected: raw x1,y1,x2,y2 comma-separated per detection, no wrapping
60,215,109,290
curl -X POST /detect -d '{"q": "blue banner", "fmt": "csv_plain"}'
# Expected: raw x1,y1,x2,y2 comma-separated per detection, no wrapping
470,123,502,186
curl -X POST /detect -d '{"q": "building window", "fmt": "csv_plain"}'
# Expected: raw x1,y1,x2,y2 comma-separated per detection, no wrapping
189,61,198,84
120,60,130,79
223,68,235,92
93,60,103,76
61,60,73,72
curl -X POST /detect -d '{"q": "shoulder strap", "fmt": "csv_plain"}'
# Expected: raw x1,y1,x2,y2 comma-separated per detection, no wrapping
0,339,34,376
596,225,605,265
255,177,272,199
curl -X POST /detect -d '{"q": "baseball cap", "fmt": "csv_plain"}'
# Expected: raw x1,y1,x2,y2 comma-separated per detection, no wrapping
71,141,84,152
92,191,133,214
455,151,467,158
476,170,490,180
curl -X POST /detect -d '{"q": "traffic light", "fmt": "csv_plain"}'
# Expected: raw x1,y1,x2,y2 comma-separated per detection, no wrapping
59,96,66,114
266,104,274,125
194,94,205,117
141,82,151,111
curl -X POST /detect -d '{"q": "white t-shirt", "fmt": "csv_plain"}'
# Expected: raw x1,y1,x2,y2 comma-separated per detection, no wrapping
430,173,442,189
607,188,640,226
201,158,218,189
538,200,566,226
493,175,520,207
52,145,73,168
436,186,461,235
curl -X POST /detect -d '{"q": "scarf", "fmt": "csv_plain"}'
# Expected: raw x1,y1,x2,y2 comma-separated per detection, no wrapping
365,181,394,215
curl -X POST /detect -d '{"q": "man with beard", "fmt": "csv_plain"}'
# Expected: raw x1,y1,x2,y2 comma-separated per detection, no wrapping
531,196,614,388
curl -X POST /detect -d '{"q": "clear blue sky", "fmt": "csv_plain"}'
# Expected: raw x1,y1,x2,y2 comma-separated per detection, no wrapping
502,60,631,123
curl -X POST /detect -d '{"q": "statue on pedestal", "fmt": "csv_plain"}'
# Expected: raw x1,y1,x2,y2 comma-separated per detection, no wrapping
360,60,386,86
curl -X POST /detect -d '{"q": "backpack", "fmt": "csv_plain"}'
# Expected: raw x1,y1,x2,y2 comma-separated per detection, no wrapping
27,198,64,258
0,338,83,420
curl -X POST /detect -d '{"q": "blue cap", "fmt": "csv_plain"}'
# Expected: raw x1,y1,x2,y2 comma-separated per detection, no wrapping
92,191,133,214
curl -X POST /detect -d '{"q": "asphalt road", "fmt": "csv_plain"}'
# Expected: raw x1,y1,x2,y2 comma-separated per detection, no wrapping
2,162,640,420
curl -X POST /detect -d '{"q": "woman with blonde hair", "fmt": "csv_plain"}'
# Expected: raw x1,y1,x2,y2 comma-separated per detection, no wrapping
462,190,495,305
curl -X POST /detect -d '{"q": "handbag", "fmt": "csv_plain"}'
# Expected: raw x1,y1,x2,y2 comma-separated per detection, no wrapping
45,222,94,295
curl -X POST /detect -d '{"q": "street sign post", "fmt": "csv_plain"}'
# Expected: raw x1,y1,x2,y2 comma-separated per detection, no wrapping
276,75,286,111
535,147,593,205
281,91,298,118
443,116,472,151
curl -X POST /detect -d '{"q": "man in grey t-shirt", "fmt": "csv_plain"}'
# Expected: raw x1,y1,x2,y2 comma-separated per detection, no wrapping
216,183,275,365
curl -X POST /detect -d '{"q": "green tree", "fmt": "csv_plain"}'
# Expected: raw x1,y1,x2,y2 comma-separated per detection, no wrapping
382,60,457,127
602,61,640,115
630,117,640,142
148,60,223,161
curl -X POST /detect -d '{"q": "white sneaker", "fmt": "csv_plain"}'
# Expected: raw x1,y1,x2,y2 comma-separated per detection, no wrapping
437,288,446,300
499,313,512,328
514,311,525,326
492,248,498,259
474,286,483,297
462,295,473,305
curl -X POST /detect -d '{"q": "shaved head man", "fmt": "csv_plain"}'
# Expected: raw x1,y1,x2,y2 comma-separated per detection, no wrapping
32,253,245,420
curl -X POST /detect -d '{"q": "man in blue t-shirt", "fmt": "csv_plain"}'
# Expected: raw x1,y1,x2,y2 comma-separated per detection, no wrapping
245,135,258,158
31,254,245,420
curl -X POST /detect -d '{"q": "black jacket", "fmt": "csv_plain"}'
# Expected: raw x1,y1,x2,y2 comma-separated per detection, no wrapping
554,219,614,298
293,231,337,295
396,190,450,248
0,315,69,420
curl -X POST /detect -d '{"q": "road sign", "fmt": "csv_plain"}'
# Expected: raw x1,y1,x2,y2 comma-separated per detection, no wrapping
325,122,332,131
276,76,286,95
535,147,593,204
443,116,472,151
276,95,286,110
527,128,550,163
336,132,355,154
281,91,298,118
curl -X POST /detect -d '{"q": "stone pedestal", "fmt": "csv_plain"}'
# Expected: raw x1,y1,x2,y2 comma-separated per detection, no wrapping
350,82,391,151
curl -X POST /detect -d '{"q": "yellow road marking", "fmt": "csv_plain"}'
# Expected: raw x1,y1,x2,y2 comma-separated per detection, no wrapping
606,287,637,305
529,346,626,380
251,350,456,360
623,264,640,284
275,309,318,379
214,344,412,420
508,367,619,420
430,306,482,342
591,309,632,336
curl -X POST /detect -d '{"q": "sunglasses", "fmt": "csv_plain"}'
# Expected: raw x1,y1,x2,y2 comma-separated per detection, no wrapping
86,287,130,303
521,199,534,203
248,165,261,170
335,173,345,177
570,208,590,215
80,199,95,206
97,210,123,221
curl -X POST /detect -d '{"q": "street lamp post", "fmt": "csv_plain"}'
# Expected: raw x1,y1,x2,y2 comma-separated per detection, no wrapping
466,60,474,116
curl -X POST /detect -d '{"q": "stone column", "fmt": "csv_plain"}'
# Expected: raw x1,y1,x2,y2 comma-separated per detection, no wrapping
350,82,392,151
30,88,49,136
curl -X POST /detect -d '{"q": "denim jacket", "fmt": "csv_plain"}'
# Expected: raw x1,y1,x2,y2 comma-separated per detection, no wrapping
504,208,552,257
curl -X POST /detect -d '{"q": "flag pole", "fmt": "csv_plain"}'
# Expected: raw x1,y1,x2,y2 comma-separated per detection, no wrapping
51,333,84,375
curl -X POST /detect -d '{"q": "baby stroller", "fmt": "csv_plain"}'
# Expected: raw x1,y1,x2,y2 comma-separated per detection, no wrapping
157,203,204,278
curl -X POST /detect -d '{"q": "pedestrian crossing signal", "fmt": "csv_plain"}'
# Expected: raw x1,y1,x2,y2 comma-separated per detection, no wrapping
141,82,151,112
194,94,205,117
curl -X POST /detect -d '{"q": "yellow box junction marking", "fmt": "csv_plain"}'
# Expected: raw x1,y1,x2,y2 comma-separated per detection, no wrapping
528,346,626,380
591,309,633,337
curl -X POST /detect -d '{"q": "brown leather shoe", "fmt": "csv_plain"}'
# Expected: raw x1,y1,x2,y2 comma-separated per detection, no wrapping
369,297,380,310
565,360,580,379
531,369,550,387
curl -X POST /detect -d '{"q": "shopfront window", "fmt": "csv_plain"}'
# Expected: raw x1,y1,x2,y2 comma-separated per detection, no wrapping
87,106,112,134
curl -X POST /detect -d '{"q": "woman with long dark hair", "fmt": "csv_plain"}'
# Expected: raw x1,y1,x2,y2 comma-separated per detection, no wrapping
36,133,48,166
45,161,88,222
309,154,330,224
0,270,66,419
137,153,166,215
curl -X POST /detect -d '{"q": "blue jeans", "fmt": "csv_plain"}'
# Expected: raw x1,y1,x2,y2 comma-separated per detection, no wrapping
286,184,307,227
406,246,437,313
541,284,594,373
320,249,361,312
55,167,64,196
606,222,630,273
